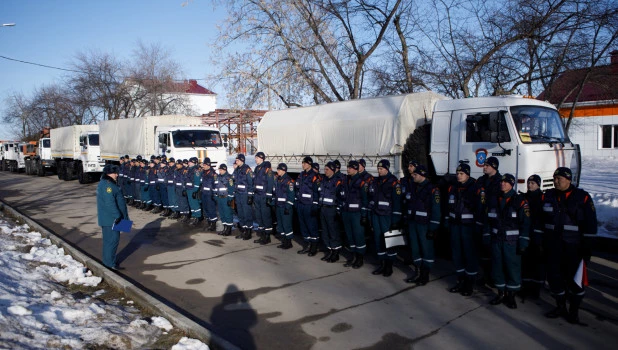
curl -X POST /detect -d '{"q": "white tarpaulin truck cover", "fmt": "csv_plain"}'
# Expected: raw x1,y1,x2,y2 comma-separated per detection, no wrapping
257,91,447,157
99,115,203,160
50,125,98,159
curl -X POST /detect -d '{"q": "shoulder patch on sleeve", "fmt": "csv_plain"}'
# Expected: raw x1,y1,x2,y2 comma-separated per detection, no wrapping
106,187,112,194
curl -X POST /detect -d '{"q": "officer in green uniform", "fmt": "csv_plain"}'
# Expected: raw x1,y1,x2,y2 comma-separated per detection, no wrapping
97,164,129,270
486,173,530,309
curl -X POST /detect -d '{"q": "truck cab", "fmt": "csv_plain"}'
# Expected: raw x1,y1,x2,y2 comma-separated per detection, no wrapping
1,142,20,172
156,126,227,168
77,131,105,183
430,96,579,192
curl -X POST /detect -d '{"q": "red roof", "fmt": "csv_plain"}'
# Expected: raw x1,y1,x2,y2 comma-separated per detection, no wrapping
537,51,618,104
183,79,216,95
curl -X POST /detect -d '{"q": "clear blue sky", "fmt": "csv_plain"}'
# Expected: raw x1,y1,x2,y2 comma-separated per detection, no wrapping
0,0,229,140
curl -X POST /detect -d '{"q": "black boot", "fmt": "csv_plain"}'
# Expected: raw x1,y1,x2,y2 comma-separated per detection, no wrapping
308,242,318,257
243,228,252,240
372,260,386,275
546,295,568,319
449,277,465,293
223,225,233,236
152,206,163,214
352,254,364,269
504,291,518,309
343,253,357,267
209,221,218,232
405,267,420,284
160,208,171,217
260,231,271,244
189,217,200,226
567,294,583,324
170,211,180,219
490,290,505,305
236,227,245,239
529,283,541,299
382,260,393,277
321,249,333,261
181,214,191,223
298,243,310,254
417,269,430,286
328,249,340,263
254,230,264,243
278,238,292,249
461,276,474,296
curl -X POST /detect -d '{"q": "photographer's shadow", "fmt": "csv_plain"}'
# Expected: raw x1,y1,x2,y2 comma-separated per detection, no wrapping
210,284,257,350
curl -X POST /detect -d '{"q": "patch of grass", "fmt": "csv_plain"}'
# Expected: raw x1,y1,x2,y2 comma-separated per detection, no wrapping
148,327,190,349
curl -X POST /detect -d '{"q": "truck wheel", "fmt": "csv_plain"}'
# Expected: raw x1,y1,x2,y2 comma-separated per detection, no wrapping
64,162,73,181
37,161,45,177
1,160,5,171
402,124,435,178
57,162,65,180
11,161,18,173
77,164,88,184
25,161,31,175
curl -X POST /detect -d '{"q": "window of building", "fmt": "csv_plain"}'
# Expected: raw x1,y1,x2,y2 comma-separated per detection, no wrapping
600,125,618,149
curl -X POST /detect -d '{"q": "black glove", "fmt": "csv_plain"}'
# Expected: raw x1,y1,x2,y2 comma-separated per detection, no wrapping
247,196,254,205
182,189,187,197
336,207,341,218
284,207,290,215
192,191,197,199
156,185,160,191
426,230,435,240
266,198,273,207
114,217,122,225
310,204,318,216
144,186,149,192
227,199,233,207
360,216,368,226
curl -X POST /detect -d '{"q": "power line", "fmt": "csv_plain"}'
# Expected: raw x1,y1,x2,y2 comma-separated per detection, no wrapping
0,54,208,81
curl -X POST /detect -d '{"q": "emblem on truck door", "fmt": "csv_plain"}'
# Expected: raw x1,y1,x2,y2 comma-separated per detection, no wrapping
475,148,488,167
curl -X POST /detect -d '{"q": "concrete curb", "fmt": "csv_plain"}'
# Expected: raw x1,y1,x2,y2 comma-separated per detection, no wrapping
0,200,239,350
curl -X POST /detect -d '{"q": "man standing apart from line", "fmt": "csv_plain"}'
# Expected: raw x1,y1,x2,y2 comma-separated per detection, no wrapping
542,167,597,324
97,164,129,270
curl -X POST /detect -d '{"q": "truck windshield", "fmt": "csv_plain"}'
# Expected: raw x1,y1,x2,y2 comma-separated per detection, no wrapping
171,130,222,148
510,106,568,144
88,134,100,146
42,139,51,148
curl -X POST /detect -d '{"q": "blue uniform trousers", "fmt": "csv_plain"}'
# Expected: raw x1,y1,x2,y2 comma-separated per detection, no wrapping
235,192,253,229
176,188,189,215
151,185,161,207
320,206,342,249
491,240,521,291
407,222,434,269
297,203,319,243
187,188,201,218
546,240,585,297
276,207,294,239
140,184,151,204
450,224,479,277
342,211,366,255
123,179,132,199
133,182,142,202
201,192,218,222
216,196,234,226
101,226,120,268
253,195,273,232
159,184,169,209
372,214,396,261
167,185,177,211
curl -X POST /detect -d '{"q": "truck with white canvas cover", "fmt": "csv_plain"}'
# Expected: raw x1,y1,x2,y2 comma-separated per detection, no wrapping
258,92,581,191
50,125,104,183
99,115,226,168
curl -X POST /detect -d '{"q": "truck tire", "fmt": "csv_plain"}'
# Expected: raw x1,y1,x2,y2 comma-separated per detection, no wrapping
402,123,435,177
37,160,45,177
11,161,18,173
25,160,31,175
57,161,65,180
77,164,88,184
64,162,74,181
1,160,5,171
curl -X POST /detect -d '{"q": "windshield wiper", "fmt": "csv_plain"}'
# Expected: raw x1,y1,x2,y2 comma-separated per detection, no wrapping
533,135,564,147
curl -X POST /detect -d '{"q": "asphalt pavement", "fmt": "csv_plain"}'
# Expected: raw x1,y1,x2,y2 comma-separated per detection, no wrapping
1,171,617,349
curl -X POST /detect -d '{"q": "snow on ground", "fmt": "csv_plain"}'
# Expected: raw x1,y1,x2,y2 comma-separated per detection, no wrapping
580,157,618,239
0,215,209,350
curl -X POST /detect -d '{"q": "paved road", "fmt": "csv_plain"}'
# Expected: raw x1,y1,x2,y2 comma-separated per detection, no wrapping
1,171,617,349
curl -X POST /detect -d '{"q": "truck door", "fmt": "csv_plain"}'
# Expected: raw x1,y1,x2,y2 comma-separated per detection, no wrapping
456,109,518,179
157,132,170,155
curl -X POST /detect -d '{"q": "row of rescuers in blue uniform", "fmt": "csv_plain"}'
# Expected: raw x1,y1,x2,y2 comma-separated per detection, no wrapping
445,156,597,321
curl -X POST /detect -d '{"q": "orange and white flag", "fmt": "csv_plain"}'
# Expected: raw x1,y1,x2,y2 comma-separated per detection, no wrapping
574,259,589,288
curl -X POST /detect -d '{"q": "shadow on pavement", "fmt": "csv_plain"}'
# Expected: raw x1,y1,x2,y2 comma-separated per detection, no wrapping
210,284,257,350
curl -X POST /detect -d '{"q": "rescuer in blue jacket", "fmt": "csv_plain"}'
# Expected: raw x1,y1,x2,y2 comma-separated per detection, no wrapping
542,167,597,324
486,173,530,309
199,157,218,232
405,165,441,286
253,153,275,244
155,159,169,216
97,164,129,270
175,160,190,222
369,159,402,277
186,157,203,225
295,156,321,256
275,163,295,249
233,154,255,240
319,161,344,263
341,160,369,269
445,163,478,296
476,156,502,288
215,163,235,236
166,158,178,218
521,174,545,299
